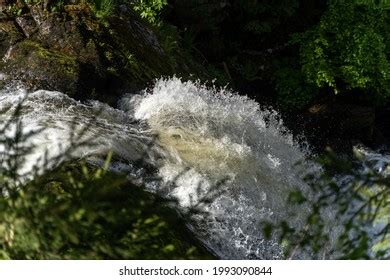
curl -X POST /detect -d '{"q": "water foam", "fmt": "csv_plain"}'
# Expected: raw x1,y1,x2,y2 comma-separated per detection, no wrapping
121,78,311,259
0,87,159,179
1,78,312,259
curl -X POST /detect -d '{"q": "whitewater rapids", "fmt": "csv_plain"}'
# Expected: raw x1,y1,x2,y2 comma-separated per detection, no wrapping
1,78,317,259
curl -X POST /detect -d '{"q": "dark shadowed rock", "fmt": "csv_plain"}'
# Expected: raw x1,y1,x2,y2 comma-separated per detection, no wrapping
302,102,377,151
2,40,79,93
0,1,204,104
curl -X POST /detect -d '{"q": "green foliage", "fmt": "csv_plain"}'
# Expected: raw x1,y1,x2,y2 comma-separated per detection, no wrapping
49,0,65,12
299,2,390,98
4,3,25,16
274,59,317,110
0,162,211,259
160,1,390,110
88,0,169,23
21,0,43,6
89,0,114,19
264,149,390,259
132,0,168,25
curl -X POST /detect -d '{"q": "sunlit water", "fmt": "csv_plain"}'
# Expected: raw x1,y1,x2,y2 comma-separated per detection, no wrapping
0,78,388,259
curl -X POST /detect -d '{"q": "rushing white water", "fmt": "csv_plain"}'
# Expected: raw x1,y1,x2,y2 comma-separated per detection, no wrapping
121,78,312,258
0,87,162,179
6,77,384,259
356,147,390,176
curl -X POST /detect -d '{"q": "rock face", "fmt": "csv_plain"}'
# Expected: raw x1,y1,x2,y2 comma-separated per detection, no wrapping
0,1,200,104
301,102,378,151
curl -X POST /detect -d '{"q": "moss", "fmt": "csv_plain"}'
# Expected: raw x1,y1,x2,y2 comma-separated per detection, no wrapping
4,40,80,95
0,1,208,102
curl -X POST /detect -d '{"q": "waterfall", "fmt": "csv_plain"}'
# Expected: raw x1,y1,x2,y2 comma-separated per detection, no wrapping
4,77,385,259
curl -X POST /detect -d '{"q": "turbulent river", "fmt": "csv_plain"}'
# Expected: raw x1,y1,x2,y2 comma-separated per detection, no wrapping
0,77,388,259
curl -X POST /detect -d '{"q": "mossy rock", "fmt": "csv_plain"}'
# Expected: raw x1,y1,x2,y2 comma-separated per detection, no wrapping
0,20,22,56
0,1,207,104
1,40,80,94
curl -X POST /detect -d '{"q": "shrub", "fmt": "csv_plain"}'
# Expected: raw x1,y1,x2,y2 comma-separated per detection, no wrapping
131,0,167,25
299,2,390,99
89,0,114,19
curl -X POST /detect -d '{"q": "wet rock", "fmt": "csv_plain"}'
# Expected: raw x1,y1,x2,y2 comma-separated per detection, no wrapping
0,20,22,58
303,102,377,151
376,105,390,143
2,40,79,94
0,1,204,104
15,15,37,37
